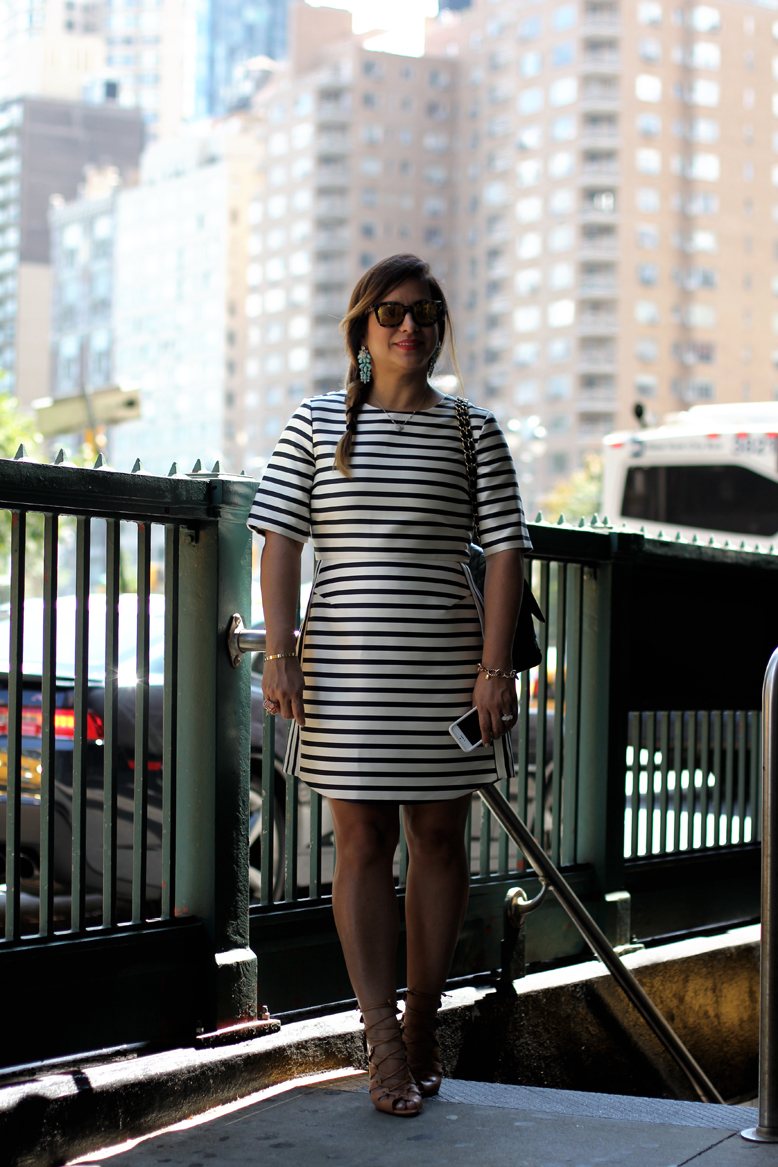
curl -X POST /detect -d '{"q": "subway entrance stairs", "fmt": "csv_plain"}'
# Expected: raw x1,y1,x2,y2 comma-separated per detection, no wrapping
67,1071,771,1167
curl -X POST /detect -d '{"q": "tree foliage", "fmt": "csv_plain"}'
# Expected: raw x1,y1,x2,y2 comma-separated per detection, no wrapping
539,454,603,524
0,396,41,600
0,394,39,460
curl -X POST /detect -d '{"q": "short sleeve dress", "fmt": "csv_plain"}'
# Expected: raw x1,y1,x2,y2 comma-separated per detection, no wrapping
247,392,533,802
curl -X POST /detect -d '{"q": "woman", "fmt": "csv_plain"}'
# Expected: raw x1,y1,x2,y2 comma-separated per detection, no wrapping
248,254,532,1117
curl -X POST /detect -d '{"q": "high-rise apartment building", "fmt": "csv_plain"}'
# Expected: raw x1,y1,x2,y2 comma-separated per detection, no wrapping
0,0,105,103
110,114,262,474
0,95,142,408
244,4,458,460
197,0,287,117
425,0,778,511
49,165,121,400
0,0,290,141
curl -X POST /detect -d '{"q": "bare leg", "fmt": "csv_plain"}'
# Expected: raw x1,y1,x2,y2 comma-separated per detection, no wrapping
328,798,422,1115
403,793,472,996
329,798,401,1006
401,793,472,1095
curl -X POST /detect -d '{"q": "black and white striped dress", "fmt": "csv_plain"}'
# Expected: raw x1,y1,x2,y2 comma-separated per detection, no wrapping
247,392,533,802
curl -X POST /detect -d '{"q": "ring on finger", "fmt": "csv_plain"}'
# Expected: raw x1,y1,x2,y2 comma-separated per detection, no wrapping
263,698,279,715
501,713,514,723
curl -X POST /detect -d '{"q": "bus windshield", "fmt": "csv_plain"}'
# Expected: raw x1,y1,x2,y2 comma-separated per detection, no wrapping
623,464,778,537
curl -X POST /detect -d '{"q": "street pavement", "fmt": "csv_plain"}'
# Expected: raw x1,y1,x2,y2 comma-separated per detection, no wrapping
67,1069,777,1167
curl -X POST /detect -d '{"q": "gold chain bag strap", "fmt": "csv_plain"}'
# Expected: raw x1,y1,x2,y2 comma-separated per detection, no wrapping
453,396,544,672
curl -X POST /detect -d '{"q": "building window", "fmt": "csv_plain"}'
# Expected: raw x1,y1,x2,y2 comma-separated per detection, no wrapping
514,343,539,366
517,231,542,259
638,2,662,26
552,43,575,68
424,195,446,215
636,300,660,324
637,224,660,249
549,262,574,289
548,337,571,363
636,74,662,103
637,188,661,212
635,374,658,397
518,15,542,40
549,77,577,107
515,267,542,295
518,87,544,114
514,306,541,332
547,224,574,252
637,113,661,137
685,79,719,107
516,196,542,224
553,4,576,30
639,39,662,63
636,337,659,362
517,160,542,187
551,115,576,141
549,188,574,215
638,263,659,285
515,378,539,403
690,6,720,32
636,148,661,175
547,374,572,399
520,51,542,78
548,299,575,327
549,151,574,178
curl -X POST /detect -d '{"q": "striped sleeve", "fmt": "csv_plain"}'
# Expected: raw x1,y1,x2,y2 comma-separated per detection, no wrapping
474,411,533,554
247,402,315,543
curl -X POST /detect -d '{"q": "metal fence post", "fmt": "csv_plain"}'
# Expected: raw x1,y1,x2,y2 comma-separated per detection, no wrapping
174,470,258,1033
742,646,778,1142
575,561,625,902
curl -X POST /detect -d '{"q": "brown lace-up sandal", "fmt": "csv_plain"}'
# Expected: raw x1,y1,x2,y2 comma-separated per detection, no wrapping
402,989,443,1098
361,1000,423,1117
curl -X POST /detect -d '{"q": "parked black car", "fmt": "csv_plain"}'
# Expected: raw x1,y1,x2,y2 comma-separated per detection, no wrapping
0,595,288,927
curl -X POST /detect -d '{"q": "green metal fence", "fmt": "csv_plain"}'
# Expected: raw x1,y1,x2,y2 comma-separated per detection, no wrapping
0,454,776,1068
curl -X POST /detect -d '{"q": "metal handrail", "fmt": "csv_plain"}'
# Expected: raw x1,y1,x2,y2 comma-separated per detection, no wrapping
742,648,778,1141
227,616,299,667
479,784,724,1105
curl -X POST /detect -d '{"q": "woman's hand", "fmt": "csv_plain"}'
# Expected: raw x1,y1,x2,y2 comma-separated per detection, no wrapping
262,656,306,727
472,671,517,747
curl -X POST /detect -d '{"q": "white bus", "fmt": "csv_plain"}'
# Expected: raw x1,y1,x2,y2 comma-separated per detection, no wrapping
601,402,778,548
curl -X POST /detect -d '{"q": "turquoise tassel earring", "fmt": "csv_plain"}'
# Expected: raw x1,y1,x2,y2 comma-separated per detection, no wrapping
427,343,442,377
357,346,372,384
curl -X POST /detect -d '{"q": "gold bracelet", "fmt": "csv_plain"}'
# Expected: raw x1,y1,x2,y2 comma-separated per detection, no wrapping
478,663,518,680
266,651,297,661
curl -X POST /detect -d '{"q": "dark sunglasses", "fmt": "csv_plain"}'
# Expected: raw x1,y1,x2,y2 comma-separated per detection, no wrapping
369,300,443,328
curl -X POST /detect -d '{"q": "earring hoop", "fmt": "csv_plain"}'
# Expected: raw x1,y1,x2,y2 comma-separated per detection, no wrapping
427,343,442,377
357,346,372,384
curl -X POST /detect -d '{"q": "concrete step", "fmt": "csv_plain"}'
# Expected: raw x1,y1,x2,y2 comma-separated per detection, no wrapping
66,1071,768,1167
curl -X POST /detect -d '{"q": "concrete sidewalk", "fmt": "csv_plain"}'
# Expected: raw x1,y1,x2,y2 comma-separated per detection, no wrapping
67,1071,772,1167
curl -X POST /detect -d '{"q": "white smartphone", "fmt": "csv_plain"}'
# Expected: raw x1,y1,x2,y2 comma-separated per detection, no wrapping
448,707,484,752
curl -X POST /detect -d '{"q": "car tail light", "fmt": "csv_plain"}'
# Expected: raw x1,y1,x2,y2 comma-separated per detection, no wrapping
53,710,105,740
0,706,104,741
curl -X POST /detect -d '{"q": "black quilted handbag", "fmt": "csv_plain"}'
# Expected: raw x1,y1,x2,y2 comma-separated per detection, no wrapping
453,396,545,673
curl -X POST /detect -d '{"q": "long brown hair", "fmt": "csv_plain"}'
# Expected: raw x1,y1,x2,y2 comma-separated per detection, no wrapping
333,253,461,478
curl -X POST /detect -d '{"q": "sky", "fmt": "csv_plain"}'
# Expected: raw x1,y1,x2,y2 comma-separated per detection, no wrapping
305,0,440,58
